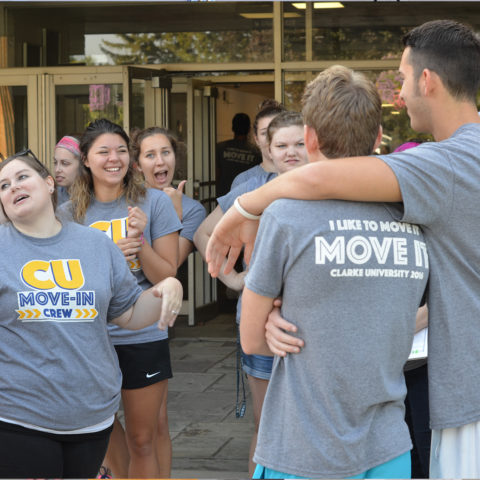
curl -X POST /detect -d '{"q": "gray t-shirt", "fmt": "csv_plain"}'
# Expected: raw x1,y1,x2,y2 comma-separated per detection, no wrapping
217,172,277,323
180,194,206,242
246,199,428,478
379,123,480,430
231,164,269,190
0,221,142,431
59,188,181,345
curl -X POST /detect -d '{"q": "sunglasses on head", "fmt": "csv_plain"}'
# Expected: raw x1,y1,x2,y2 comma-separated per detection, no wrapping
5,149,45,169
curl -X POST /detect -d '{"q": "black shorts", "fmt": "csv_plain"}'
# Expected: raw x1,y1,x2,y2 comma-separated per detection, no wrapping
114,339,172,390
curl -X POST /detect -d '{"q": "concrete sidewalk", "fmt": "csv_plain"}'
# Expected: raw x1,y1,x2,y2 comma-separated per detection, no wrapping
168,313,254,479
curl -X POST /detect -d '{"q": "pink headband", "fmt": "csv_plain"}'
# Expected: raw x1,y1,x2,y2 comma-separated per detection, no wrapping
55,136,80,157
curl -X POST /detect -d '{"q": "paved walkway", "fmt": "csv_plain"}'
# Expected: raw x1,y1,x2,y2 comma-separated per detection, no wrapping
168,313,254,479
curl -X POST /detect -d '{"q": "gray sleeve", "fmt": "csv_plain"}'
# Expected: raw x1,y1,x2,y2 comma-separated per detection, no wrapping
180,196,206,242
217,179,261,213
231,170,249,190
150,191,183,240
245,206,289,299
217,183,246,213
107,242,143,321
380,144,455,226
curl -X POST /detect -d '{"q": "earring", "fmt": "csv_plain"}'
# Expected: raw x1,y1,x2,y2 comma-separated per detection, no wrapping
49,189,54,194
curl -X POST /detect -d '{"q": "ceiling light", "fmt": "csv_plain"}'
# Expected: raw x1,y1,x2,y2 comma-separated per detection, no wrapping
240,12,301,19
292,2,344,9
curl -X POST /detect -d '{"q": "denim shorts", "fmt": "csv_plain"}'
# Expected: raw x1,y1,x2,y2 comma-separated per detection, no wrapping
241,348,273,380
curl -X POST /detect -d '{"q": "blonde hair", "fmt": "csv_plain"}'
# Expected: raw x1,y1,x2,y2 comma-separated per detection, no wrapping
69,119,145,222
302,66,381,158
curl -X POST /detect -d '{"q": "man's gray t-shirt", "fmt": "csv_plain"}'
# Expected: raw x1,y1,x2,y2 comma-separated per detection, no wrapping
59,188,181,345
246,199,428,478
0,221,142,431
379,123,480,430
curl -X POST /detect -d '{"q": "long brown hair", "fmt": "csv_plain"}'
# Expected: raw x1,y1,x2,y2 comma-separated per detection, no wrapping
69,118,146,222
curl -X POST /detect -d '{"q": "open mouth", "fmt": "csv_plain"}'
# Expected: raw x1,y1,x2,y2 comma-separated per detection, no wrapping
105,167,121,173
154,170,168,183
14,194,29,205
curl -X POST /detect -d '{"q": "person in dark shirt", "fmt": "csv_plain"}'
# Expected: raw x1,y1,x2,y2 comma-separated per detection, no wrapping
216,112,261,197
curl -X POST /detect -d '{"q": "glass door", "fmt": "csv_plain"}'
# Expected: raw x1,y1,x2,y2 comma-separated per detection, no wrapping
0,74,37,158
50,70,126,164
172,78,217,325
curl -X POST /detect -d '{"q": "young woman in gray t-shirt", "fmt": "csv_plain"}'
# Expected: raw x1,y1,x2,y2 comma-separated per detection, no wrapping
0,151,182,478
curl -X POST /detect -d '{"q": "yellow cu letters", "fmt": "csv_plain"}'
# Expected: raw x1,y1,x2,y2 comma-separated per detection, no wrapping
22,259,85,290
90,218,128,244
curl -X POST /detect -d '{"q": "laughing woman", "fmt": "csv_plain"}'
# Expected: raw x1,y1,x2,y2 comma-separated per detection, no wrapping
130,128,206,477
61,118,182,478
0,151,182,478
132,127,206,268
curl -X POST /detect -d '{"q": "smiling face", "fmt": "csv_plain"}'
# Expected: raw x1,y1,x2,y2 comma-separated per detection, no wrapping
83,133,130,192
0,158,55,223
53,147,80,187
136,133,176,190
269,125,308,174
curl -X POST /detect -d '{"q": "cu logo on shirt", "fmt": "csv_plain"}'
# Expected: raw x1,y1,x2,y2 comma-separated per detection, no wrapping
90,218,128,243
21,259,85,290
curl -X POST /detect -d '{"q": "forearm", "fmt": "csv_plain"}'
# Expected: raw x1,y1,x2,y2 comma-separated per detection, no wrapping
113,277,182,331
178,237,194,266
194,206,223,261
113,289,163,330
240,156,402,216
415,305,429,333
138,239,178,283
240,287,274,356
196,228,244,288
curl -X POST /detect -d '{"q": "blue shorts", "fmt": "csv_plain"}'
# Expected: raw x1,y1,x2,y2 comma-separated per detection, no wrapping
253,451,411,479
241,348,273,380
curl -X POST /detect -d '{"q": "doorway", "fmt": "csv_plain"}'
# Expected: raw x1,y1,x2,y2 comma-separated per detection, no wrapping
215,82,275,146
212,82,275,313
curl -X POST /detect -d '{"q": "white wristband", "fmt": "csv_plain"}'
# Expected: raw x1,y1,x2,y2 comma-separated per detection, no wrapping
234,197,261,221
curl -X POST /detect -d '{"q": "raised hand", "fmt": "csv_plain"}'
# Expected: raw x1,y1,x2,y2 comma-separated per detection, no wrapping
164,180,186,220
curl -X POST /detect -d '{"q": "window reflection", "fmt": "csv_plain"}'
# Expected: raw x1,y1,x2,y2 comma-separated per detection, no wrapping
284,8,306,62
56,84,123,139
78,28,273,66
313,26,407,61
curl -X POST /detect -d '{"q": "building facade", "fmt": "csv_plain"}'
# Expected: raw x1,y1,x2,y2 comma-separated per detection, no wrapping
1,1,479,321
